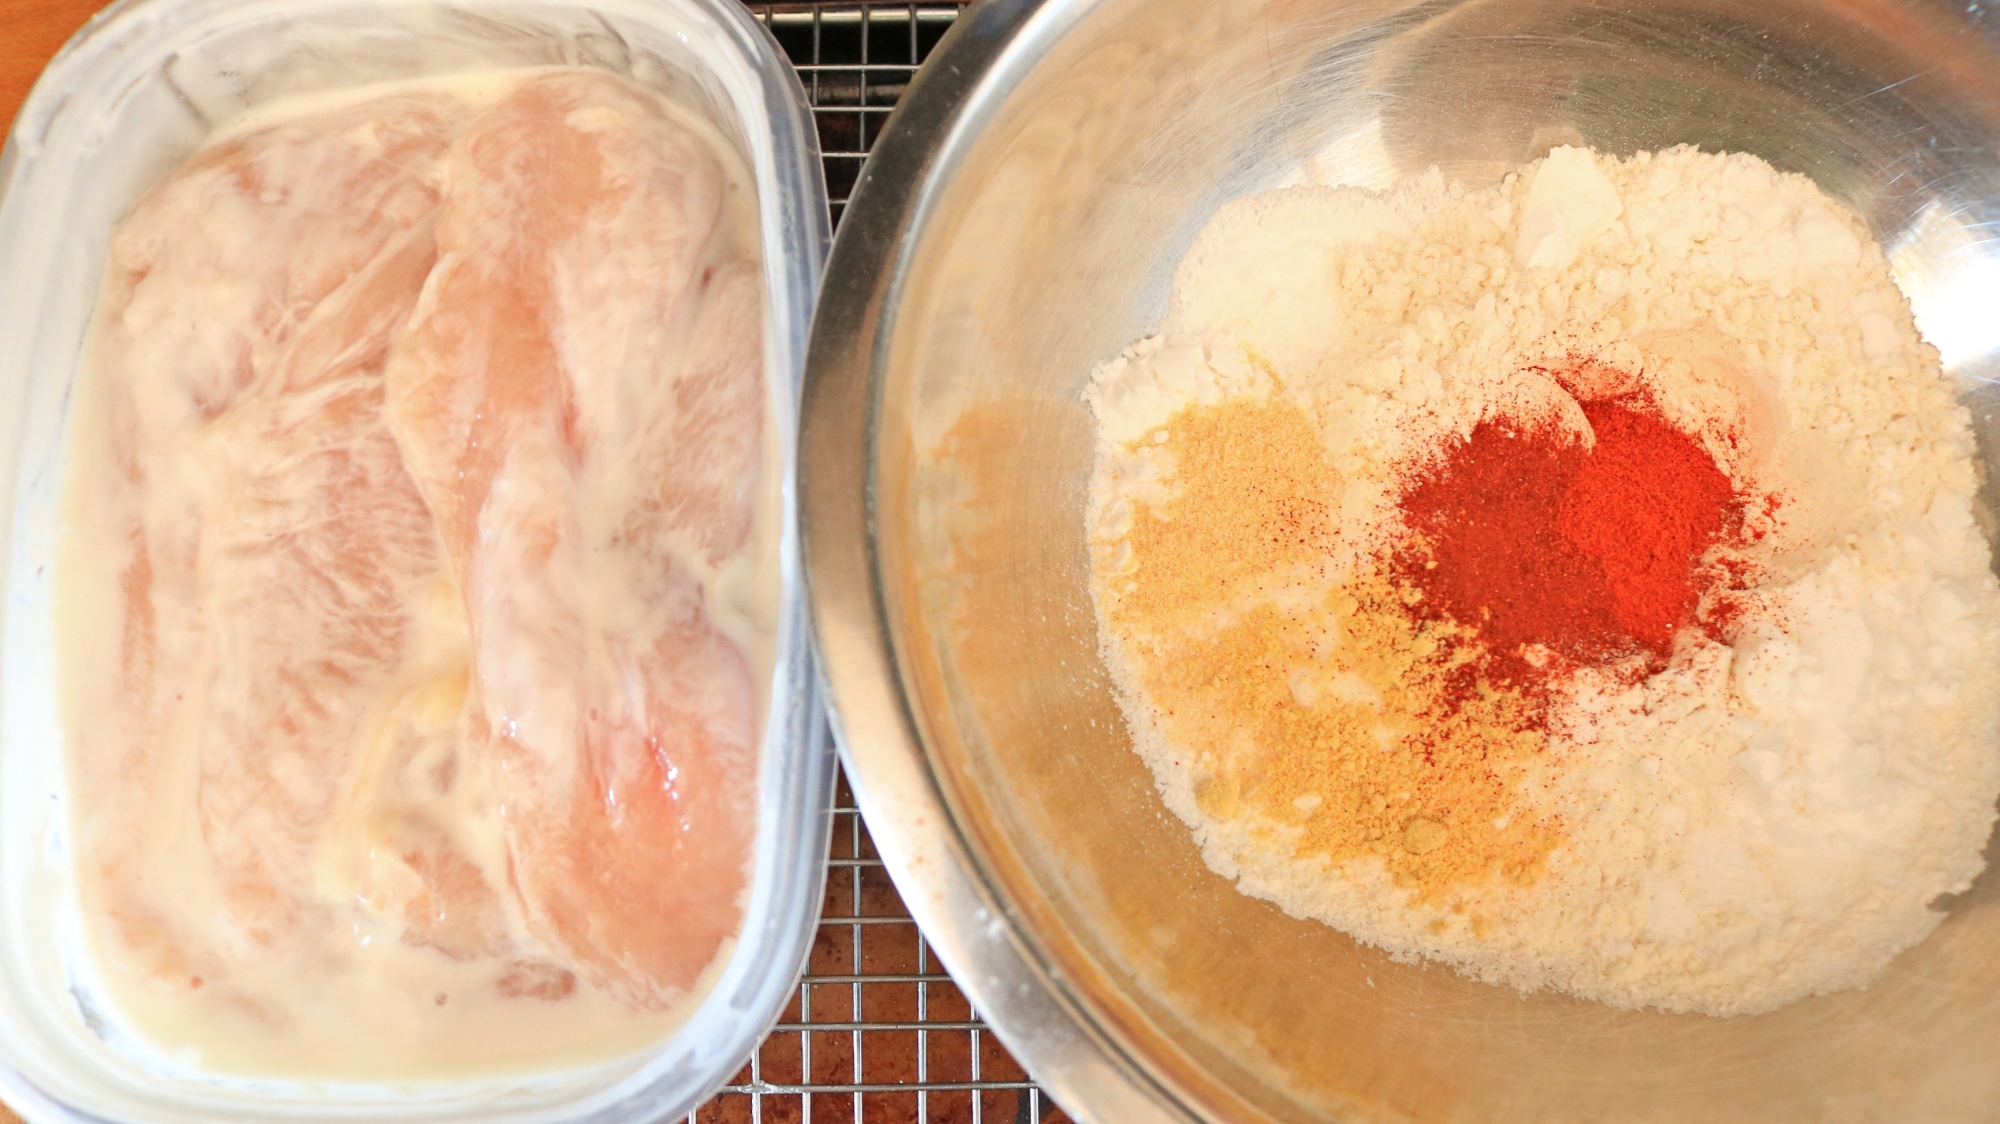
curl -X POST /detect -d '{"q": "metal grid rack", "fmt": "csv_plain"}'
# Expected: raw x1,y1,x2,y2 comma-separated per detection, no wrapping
695,6,1071,1123
693,777,1069,1124
755,2,964,226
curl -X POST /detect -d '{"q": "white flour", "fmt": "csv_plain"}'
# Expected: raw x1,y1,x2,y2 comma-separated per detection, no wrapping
1086,146,2000,1015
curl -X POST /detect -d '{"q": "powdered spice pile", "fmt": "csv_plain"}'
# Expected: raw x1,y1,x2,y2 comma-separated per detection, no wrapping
1107,360,1750,907
1106,396,1559,901
1396,385,1747,690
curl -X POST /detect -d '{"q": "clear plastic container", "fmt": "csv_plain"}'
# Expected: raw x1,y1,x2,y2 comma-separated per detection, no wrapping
0,0,833,1119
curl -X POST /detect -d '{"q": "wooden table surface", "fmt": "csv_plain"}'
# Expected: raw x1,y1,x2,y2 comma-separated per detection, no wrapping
5,2,106,1118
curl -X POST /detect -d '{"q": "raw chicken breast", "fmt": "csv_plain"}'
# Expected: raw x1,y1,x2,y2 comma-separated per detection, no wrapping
384,71,763,1005
75,95,468,984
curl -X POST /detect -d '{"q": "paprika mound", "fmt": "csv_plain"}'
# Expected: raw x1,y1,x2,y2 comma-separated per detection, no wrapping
1396,381,1744,691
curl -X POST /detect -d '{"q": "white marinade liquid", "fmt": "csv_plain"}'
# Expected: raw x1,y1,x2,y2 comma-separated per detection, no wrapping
57,67,778,1078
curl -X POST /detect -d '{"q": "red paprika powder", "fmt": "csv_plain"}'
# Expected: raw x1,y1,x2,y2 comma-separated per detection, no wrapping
1396,375,1743,692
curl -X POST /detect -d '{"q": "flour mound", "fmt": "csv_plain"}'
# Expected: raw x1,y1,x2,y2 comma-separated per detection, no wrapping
1085,145,2000,1017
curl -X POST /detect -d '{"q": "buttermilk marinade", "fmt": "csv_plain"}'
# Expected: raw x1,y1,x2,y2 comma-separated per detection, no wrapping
1086,146,2000,1016
61,68,776,1076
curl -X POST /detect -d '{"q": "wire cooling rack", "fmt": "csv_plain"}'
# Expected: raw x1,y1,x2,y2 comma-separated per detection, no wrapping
754,1,963,225
694,6,1072,1123
692,777,1069,1124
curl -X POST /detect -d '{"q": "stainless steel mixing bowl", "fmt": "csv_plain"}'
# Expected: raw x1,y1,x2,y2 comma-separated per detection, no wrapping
801,0,2000,1119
